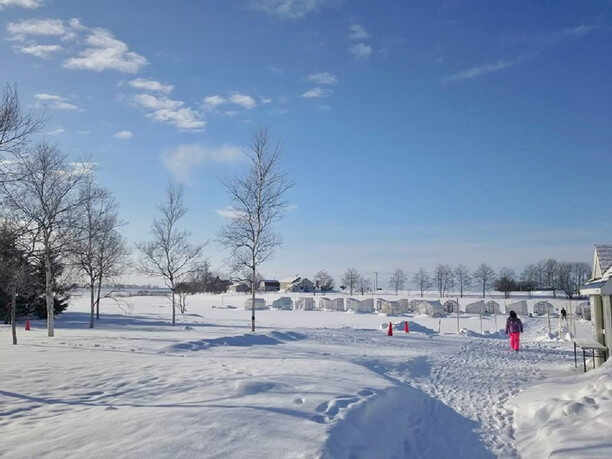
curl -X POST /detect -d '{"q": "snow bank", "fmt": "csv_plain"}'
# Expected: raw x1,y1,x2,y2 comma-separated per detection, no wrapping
511,361,612,458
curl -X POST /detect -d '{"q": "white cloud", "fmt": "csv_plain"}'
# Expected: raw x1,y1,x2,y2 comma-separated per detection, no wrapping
301,87,331,98
64,27,147,73
34,93,79,110
348,24,368,40
203,95,227,109
228,92,256,109
215,206,245,219
113,130,133,139
348,42,372,60
162,144,243,182
561,24,598,38
250,0,335,18
132,93,204,131
15,44,61,58
308,72,337,85
128,78,173,94
260,96,272,104
7,18,67,41
204,92,257,111
443,58,517,83
0,0,42,9
45,127,64,135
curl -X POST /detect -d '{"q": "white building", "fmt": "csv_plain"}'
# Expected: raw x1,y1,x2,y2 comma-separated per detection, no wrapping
444,299,460,313
245,297,267,310
380,300,402,315
484,301,501,314
465,300,485,314
533,301,554,315
272,297,293,310
294,297,315,311
319,297,343,311
506,300,528,316
414,300,445,317
581,244,612,361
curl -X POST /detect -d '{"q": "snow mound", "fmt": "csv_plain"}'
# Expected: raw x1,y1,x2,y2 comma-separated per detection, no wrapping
378,321,436,335
459,328,504,339
511,360,612,458
166,331,306,352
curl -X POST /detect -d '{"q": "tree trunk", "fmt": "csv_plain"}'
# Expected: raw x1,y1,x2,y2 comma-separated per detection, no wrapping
44,248,54,337
89,280,95,328
95,272,103,320
11,289,17,345
171,288,176,326
251,265,256,332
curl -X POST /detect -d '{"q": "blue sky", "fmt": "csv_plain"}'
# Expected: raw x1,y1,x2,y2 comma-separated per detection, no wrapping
1,0,611,284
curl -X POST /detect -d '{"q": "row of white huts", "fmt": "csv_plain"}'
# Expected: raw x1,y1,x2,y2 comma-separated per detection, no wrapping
244,297,590,318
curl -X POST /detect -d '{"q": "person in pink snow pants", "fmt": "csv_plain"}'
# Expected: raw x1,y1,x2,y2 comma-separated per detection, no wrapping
505,310,523,352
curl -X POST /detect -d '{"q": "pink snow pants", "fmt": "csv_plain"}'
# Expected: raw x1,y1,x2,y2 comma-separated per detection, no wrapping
509,332,520,351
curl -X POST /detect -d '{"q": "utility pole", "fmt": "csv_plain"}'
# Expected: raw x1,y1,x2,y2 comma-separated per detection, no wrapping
374,272,379,292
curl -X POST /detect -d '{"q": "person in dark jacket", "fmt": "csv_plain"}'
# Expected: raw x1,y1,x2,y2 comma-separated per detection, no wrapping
505,310,523,352
561,307,567,320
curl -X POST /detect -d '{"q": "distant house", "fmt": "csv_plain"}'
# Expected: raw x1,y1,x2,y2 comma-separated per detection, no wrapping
259,279,280,292
280,276,315,293
581,244,612,364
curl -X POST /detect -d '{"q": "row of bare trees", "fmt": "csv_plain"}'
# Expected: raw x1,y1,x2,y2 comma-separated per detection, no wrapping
0,85,129,341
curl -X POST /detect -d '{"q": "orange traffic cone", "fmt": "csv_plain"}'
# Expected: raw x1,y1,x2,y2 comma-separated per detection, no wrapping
387,321,393,336
404,320,409,333
25,319,30,331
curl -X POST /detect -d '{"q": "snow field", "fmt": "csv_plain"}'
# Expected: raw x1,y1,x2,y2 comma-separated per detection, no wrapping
0,292,596,458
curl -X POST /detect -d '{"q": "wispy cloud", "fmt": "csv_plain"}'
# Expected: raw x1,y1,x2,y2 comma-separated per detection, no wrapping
301,87,331,98
16,44,61,58
34,93,80,110
348,42,372,60
348,24,368,40
215,206,245,219
162,144,243,183
7,18,148,74
249,0,337,19
0,0,42,9
443,58,518,83
308,72,337,85
203,92,257,110
45,127,64,135
7,18,68,41
560,23,598,39
127,78,173,94
132,93,205,131
113,130,133,139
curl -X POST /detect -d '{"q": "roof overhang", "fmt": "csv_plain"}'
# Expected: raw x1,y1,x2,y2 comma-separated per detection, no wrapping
581,278,612,296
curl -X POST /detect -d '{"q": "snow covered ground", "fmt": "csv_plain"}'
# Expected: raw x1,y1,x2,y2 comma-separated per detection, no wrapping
0,292,604,458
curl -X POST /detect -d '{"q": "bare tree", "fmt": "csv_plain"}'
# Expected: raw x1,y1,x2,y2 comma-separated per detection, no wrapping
0,143,91,336
341,268,360,296
473,263,495,298
389,268,407,295
71,176,128,327
137,183,205,326
0,84,43,156
314,269,334,292
413,268,432,297
434,264,453,297
217,128,292,332
454,265,470,298
357,275,371,295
